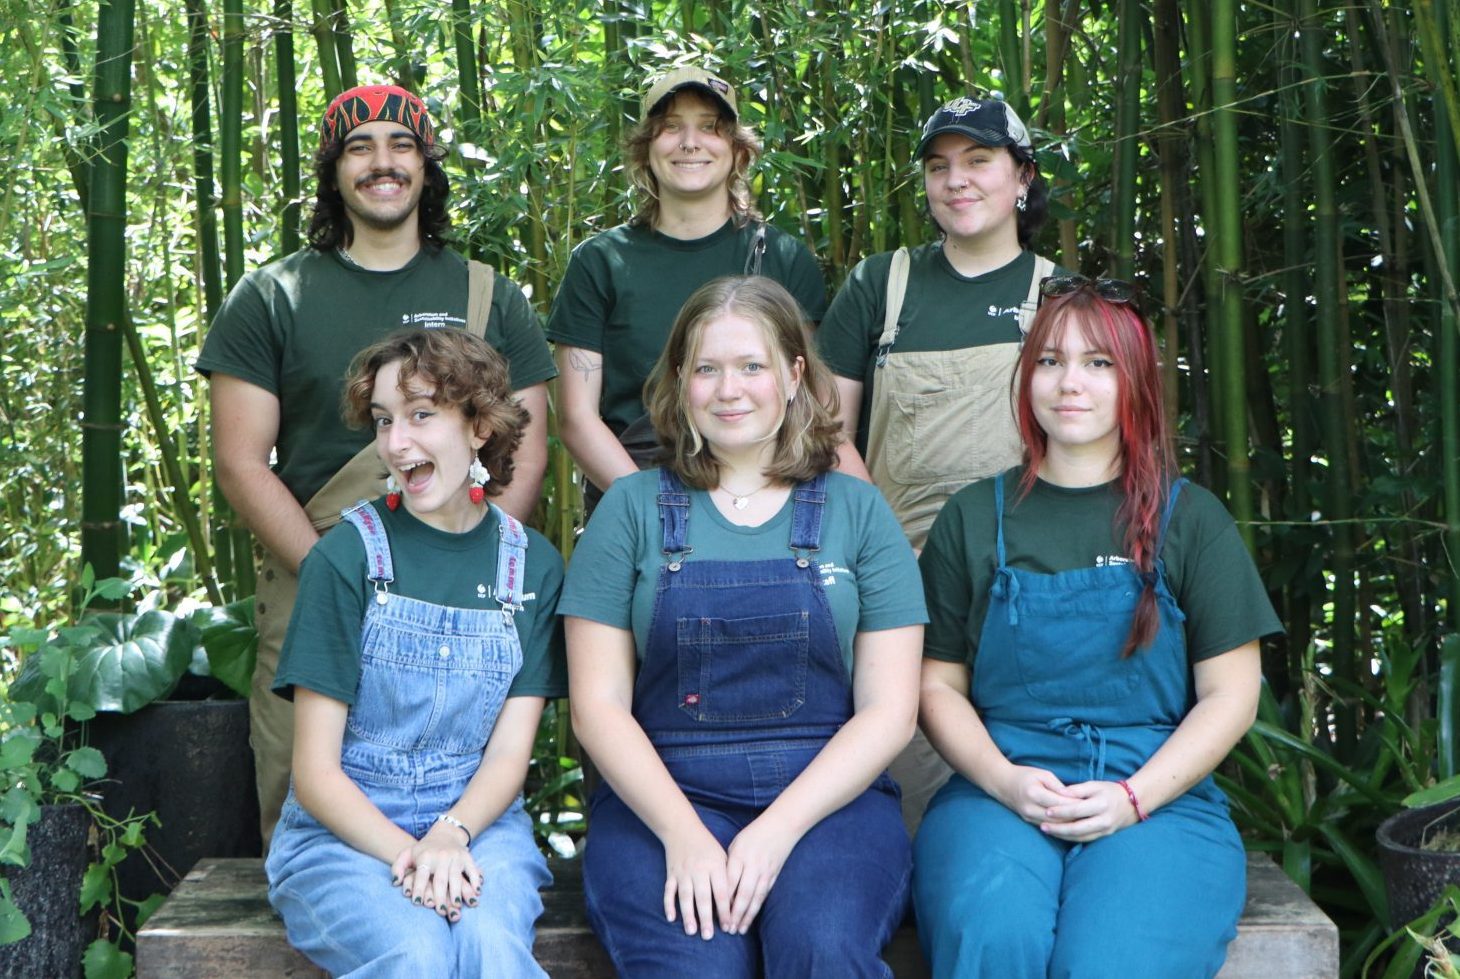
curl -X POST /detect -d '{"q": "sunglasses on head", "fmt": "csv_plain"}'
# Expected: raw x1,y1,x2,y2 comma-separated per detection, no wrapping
1037,274,1138,307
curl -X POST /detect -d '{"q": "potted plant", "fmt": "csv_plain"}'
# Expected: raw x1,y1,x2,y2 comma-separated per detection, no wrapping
8,574,260,942
1,570,155,979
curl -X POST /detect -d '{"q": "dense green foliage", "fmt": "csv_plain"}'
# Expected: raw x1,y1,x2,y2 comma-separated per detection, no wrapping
3,1,1460,972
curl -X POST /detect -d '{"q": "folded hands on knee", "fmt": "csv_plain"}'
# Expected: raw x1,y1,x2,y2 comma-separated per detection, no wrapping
995,766,1138,842
391,823,484,923
662,815,798,941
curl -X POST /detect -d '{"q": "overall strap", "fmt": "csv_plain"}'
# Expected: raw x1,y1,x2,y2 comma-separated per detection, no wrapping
1016,254,1057,336
743,222,768,276
1156,478,1188,556
342,501,394,599
491,504,529,614
993,473,1009,568
788,472,829,564
657,469,692,568
874,247,911,367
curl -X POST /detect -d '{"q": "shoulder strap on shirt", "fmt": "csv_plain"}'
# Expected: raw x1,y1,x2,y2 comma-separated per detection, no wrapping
466,259,495,339
1016,254,1057,336
875,247,911,367
743,222,768,276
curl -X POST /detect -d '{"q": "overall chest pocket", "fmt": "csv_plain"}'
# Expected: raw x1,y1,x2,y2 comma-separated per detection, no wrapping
676,611,809,723
1007,587,1147,709
349,620,519,753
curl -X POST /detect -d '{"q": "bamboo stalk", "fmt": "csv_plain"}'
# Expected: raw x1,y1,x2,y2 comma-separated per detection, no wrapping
1150,0,1184,427
1109,0,1141,280
275,0,302,257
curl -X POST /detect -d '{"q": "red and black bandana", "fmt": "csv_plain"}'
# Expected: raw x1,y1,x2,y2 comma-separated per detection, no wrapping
320,84,435,150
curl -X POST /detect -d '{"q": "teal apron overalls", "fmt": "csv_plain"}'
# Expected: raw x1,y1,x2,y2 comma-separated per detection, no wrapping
266,502,551,978
912,475,1245,979
583,471,910,978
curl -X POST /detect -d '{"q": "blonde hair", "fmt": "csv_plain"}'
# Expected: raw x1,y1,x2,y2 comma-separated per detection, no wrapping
645,276,841,488
342,328,528,494
625,91,762,230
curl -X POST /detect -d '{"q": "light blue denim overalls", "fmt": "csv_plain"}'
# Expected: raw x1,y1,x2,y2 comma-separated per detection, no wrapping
583,471,910,979
266,501,551,978
913,475,1246,979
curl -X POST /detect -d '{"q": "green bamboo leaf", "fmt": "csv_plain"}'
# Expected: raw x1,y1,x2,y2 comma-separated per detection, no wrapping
69,611,198,714
1248,720,1392,806
81,937,132,979
80,863,112,914
191,598,256,698
0,880,32,945
1403,774,1460,808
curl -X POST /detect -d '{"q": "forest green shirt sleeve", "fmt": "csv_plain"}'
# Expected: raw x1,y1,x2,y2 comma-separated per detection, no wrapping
817,251,892,380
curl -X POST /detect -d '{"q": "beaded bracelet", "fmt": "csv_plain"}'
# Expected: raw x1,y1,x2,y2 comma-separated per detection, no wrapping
436,813,472,846
1116,779,1149,822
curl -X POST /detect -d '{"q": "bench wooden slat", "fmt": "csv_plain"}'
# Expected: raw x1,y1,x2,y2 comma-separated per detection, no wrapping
137,852,1337,978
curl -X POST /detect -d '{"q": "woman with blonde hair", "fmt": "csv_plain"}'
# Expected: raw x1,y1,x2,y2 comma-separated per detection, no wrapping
562,276,925,976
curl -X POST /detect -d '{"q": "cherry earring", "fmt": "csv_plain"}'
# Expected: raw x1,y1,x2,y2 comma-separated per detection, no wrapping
385,474,401,511
468,457,490,504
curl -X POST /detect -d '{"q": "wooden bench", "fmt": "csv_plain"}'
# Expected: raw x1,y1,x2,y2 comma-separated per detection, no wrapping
137,853,1337,977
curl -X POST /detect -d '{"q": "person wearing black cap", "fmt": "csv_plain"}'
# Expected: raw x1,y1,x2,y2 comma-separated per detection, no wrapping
816,95,1061,836
197,84,557,846
548,66,827,513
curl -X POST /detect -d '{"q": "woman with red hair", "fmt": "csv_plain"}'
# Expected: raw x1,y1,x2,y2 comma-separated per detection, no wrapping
911,276,1280,977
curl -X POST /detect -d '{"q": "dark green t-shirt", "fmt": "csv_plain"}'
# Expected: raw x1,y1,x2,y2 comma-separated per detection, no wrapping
817,246,1056,453
545,220,827,434
196,247,557,505
558,469,927,675
274,501,567,704
919,469,1283,666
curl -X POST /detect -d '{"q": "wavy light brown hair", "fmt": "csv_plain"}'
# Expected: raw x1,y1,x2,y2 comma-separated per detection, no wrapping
343,328,527,494
625,90,763,230
1014,285,1174,657
646,276,841,489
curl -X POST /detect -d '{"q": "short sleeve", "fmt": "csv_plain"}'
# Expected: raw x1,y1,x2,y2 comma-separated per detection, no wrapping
768,230,829,324
557,476,647,629
273,530,368,703
489,277,558,391
817,252,891,380
507,538,568,697
544,238,611,352
848,482,928,632
195,270,282,393
919,498,983,664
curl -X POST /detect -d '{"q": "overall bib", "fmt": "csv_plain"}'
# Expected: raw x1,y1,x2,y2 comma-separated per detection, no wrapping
873,252,1055,838
913,475,1245,979
266,501,550,979
251,262,497,847
583,471,910,978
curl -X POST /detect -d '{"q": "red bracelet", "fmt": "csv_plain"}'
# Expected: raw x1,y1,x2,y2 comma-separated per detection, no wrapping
1116,779,1149,822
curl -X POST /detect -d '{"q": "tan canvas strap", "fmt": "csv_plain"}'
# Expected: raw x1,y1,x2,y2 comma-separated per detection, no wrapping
874,247,911,367
301,441,386,529
1017,255,1057,335
466,260,495,340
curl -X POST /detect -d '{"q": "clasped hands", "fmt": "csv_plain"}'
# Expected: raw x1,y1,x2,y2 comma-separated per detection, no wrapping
390,821,482,923
661,816,799,941
996,764,1140,842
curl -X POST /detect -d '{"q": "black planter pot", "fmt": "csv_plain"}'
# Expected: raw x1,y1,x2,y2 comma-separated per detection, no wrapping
87,691,261,917
0,802,91,979
1377,798,1460,931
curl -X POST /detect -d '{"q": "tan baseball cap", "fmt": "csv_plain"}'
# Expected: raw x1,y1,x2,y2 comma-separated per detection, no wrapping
641,66,738,122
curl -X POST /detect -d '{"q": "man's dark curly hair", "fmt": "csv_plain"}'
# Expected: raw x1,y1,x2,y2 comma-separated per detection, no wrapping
306,137,452,253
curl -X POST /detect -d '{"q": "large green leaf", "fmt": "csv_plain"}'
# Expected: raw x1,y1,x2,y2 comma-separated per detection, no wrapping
191,598,256,698
0,880,31,945
81,937,132,979
66,611,198,714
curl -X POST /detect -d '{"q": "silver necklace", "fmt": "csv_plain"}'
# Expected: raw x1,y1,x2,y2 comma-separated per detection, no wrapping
719,480,772,511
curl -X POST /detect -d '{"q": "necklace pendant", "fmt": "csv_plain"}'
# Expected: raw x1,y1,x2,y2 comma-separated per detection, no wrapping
733,495,750,510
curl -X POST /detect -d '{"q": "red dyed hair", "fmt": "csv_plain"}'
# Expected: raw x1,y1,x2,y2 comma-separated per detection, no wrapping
1013,287,1175,657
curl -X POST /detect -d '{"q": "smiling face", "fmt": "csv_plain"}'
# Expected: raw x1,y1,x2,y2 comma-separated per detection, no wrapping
923,132,1027,249
1028,317,1123,465
685,312,802,468
647,90,735,207
370,359,486,533
335,120,426,236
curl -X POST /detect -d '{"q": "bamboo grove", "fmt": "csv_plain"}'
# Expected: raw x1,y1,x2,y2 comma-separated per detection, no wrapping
3,0,1460,969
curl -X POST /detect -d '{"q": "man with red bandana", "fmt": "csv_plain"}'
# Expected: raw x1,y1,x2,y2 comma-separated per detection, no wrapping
197,85,556,846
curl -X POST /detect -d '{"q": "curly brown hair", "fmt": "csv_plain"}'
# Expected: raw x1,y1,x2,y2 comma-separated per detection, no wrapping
625,92,762,230
342,328,527,494
645,276,842,489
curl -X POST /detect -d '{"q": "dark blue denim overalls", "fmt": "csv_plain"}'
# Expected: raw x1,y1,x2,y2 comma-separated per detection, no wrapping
913,475,1246,978
584,471,910,978
267,502,551,978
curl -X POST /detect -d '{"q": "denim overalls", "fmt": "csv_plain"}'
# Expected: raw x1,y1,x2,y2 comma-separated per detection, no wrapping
913,475,1246,979
584,471,910,978
266,502,551,979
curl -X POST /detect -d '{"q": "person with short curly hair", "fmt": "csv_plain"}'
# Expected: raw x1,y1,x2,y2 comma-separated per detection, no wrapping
197,84,557,847
549,67,827,515
266,327,566,976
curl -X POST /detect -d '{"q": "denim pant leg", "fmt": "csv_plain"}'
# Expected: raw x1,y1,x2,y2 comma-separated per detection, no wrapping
912,779,1062,979
757,781,909,979
267,802,456,977
1051,798,1245,979
583,788,759,979
454,801,551,979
